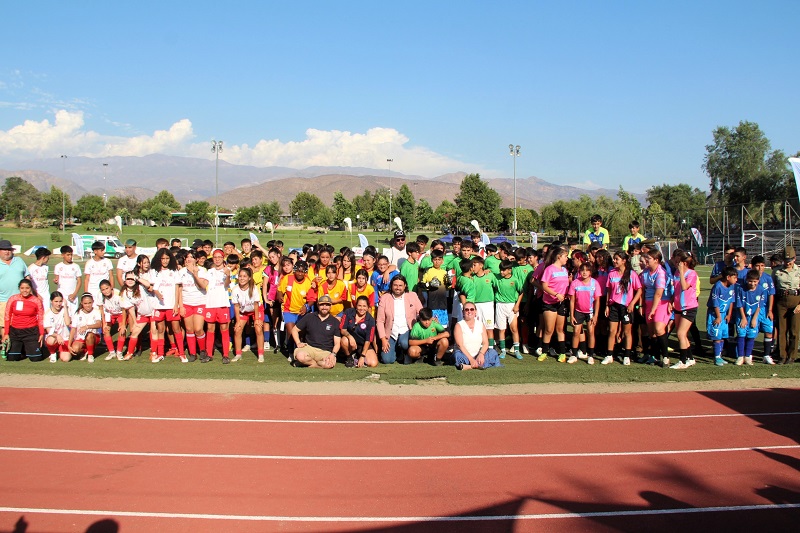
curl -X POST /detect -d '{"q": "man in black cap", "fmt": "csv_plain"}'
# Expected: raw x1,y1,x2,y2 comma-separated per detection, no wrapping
386,229,408,268
0,239,29,339
291,294,341,368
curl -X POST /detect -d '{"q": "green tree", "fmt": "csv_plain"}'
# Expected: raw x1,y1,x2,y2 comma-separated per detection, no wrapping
290,192,332,227
185,201,212,226
141,203,172,227
454,174,502,230
415,199,434,228
393,184,416,231
331,192,355,226
257,201,282,225
233,205,260,226
0,177,42,226
107,195,142,222
645,183,706,230
369,189,390,228
39,185,72,223
73,194,110,225
141,190,181,211
432,200,457,229
352,190,374,219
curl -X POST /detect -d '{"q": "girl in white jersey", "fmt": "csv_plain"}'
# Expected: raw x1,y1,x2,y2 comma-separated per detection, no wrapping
201,249,231,363
28,247,52,302
231,267,265,362
120,271,156,360
68,294,102,363
43,291,71,363
177,250,209,362
99,279,127,360
148,249,184,363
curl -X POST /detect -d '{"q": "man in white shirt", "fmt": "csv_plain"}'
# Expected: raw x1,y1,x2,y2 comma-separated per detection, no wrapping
116,239,139,286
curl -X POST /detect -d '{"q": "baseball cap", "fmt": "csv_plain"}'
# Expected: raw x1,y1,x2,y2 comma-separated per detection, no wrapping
317,295,333,305
784,246,796,260
124,239,137,247
394,230,406,239
191,238,205,249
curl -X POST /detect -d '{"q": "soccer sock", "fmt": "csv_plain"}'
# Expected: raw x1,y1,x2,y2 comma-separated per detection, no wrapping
714,341,723,358
205,331,215,357
488,338,495,347
174,331,185,355
557,340,566,354
579,340,588,354
116,335,126,354
764,338,773,358
658,334,669,360
221,329,231,356
196,333,206,353
737,336,746,359
744,338,756,358
186,333,197,355
263,329,271,343
103,335,114,351
680,348,690,364
159,338,166,356
86,343,95,356
127,337,138,355
541,342,550,354
46,343,56,355
498,339,506,352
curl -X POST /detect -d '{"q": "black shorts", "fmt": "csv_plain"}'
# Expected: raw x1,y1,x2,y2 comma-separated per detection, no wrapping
573,311,593,326
676,307,698,323
543,300,569,317
527,298,543,321
607,303,633,325
7,326,44,362
633,304,646,326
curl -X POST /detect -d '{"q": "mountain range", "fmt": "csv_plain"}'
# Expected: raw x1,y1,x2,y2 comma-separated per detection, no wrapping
0,155,644,211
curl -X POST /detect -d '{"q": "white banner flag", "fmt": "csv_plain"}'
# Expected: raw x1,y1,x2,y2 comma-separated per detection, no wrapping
691,228,703,247
790,158,800,199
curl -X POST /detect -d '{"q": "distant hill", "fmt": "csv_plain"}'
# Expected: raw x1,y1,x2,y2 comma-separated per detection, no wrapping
0,154,645,210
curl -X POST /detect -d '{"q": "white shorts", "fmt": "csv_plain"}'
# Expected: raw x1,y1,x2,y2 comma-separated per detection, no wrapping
495,302,517,330
475,302,495,330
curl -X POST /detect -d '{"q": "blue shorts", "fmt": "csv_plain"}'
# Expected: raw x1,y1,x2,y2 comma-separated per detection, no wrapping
706,313,729,341
454,348,503,369
282,312,300,324
736,324,760,340
758,312,774,334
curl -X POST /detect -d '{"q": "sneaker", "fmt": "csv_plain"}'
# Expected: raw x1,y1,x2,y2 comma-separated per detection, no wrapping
49,354,57,363
243,344,250,353
537,353,548,362
123,353,133,361
116,352,124,361
667,346,675,353
257,354,264,363
764,355,775,365
576,350,588,360
557,354,566,363
187,353,197,363
513,350,523,360
567,355,578,364
715,357,727,366
165,348,178,357
273,344,280,354
643,355,657,365
549,347,559,357
498,352,506,359
433,358,444,366
745,356,753,366
87,355,94,363
735,356,745,366
670,361,688,370
685,358,696,367
231,353,242,362
345,356,355,368
662,357,670,368
534,347,542,357
506,347,515,355
104,351,117,361
587,356,595,365
222,356,230,365
180,355,189,363
521,345,529,354
623,356,631,366
150,354,164,363
601,355,613,365
199,352,212,363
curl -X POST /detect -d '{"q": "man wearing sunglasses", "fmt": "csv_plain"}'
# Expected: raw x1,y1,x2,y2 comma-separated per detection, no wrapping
386,230,409,268
291,295,341,369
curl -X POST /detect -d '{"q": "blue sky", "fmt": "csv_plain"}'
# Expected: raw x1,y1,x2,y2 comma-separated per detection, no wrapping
1,0,797,193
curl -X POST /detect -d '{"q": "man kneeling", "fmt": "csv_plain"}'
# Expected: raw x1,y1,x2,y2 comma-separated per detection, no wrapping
291,295,341,368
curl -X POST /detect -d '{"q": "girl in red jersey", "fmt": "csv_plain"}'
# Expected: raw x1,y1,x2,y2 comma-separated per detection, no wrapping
3,279,45,362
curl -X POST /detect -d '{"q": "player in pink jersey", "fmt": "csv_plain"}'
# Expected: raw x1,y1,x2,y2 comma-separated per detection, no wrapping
603,251,642,366
539,246,570,361
670,250,699,369
567,262,600,364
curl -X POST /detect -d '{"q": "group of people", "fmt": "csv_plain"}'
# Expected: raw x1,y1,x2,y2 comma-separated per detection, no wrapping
1,213,798,369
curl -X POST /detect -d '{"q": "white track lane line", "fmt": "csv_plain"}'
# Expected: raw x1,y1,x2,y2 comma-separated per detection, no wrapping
0,444,797,461
0,503,799,522
1,410,798,424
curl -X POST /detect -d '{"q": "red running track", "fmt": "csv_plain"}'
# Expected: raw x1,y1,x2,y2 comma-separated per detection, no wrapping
0,387,798,532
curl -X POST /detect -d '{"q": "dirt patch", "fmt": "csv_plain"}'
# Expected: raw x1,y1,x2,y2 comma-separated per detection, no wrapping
2,373,799,396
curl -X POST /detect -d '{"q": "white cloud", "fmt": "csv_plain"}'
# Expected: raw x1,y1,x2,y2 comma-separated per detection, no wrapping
0,110,478,177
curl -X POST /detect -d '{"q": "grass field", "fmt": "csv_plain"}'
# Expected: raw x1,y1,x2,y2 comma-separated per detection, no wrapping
1,224,798,385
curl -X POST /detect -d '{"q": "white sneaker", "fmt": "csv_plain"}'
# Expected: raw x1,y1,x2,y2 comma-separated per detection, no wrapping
685,358,696,367
670,361,687,369
521,345,529,354
49,354,57,363
535,347,542,356
735,356,745,366
577,350,587,360
104,351,117,361
623,356,631,366
243,344,250,353
587,356,595,365
764,355,775,365
745,356,753,366
257,354,264,363
601,355,613,365
567,355,578,364
180,355,189,363
231,353,242,362
87,355,94,363
662,357,670,368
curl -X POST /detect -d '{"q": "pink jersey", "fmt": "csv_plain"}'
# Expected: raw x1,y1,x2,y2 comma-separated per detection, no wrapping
673,269,699,311
541,264,569,305
594,267,609,297
606,268,642,306
531,262,547,300
568,277,599,314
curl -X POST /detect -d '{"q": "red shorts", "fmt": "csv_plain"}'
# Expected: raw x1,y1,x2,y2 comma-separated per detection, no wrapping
238,307,264,322
136,314,153,325
183,304,206,318
152,309,180,322
204,307,230,323
105,313,124,326
59,341,70,352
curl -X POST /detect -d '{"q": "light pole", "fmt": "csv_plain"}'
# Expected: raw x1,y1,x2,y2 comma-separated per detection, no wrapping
60,155,67,233
212,140,223,245
387,158,393,230
509,144,520,237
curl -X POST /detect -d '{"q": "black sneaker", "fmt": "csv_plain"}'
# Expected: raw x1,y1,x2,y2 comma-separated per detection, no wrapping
187,353,197,363
222,356,230,365
199,352,212,363
345,356,355,368
433,359,444,366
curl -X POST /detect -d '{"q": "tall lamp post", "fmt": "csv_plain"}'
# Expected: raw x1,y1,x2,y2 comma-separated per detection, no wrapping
509,144,520,238
387,158,394,230
212,140,223,245
60,155,67,233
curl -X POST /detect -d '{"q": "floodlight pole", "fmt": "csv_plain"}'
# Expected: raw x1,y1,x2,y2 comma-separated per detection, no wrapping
212,140,223,245
60,155,67,233
509,144,520,237
387,158,394,230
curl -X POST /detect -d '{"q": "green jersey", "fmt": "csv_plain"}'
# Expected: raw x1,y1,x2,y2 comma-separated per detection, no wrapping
410,321,446,340
399,259,420,291
484,255,501,276
472,271,496,303
456,275,475,303
493,274,522,303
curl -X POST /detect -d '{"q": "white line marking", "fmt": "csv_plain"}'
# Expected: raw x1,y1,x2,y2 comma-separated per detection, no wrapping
0,503,798,522
0,445,797,461
1,410,798,425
